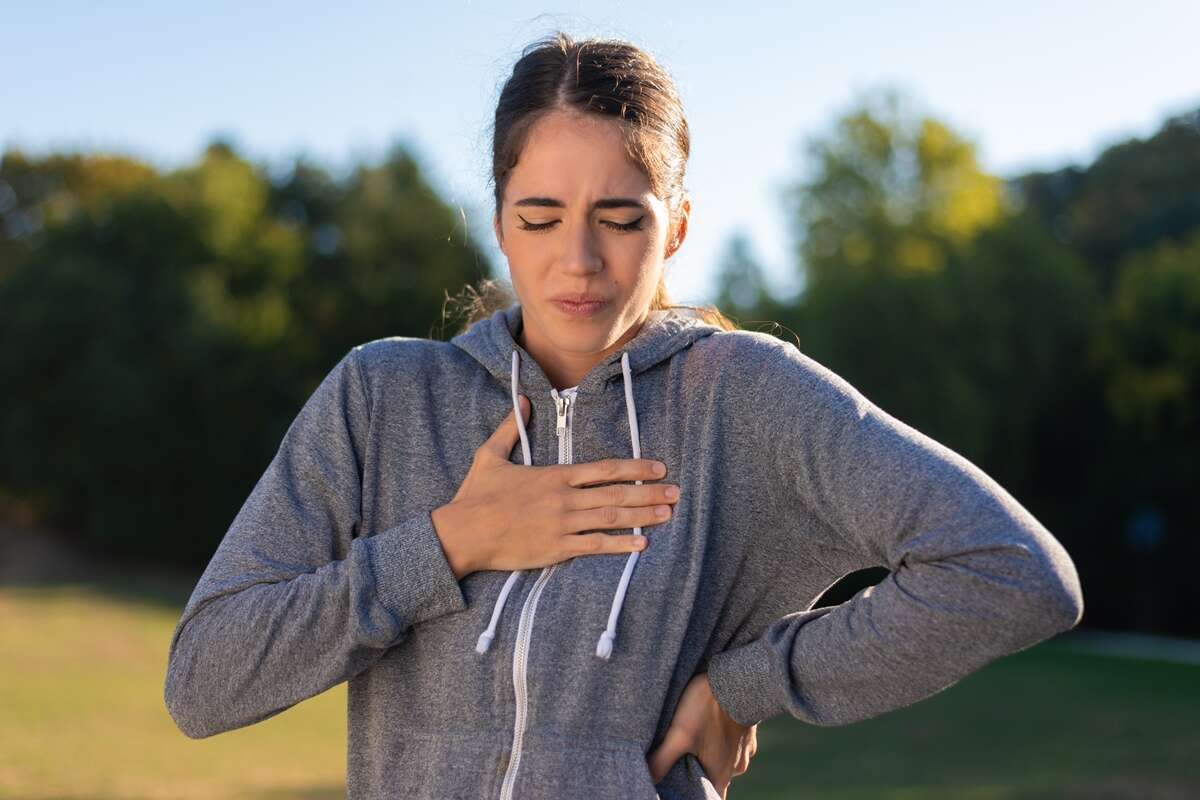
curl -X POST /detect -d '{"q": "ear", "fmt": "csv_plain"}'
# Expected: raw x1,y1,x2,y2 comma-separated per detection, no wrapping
665,197,690,260
493,211,506,255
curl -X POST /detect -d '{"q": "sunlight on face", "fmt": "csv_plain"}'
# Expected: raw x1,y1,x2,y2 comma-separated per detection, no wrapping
493,109,688,387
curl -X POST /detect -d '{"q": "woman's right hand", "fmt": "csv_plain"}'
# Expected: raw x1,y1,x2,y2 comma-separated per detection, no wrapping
431,394,679,579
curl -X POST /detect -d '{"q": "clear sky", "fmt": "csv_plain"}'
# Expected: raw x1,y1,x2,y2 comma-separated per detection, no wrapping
4,1,1197,304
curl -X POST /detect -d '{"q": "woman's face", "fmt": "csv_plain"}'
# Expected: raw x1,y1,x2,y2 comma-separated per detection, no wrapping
493,108,688,386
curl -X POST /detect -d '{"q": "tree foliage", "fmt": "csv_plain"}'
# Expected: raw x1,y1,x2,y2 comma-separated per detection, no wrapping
789,87,1008,284
723,88,1200,635
0,140,490,564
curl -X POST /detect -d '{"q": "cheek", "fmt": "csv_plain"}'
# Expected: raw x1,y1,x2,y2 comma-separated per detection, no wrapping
609,225,660,262
600,238,658,290
502,240,540,281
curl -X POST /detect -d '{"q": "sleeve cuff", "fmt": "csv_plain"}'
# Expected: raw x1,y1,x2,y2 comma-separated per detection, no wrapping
706,636,784,727
365,510,469,628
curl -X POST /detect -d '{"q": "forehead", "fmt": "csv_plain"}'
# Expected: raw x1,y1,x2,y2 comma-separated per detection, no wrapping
505,110,652,199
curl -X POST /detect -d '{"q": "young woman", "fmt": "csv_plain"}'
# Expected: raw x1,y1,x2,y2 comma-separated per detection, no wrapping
164,32,1084,800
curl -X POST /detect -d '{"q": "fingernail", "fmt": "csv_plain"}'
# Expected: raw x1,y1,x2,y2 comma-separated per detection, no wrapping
633,537,647,548
656,505,670,518
665,486,680,500
655,462,667,476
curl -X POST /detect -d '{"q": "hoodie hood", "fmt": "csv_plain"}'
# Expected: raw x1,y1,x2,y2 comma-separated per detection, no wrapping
450,303,722,398
450,303,723,661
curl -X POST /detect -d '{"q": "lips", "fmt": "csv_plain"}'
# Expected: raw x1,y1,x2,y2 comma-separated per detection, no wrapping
551,295,610,317
551,293,610,304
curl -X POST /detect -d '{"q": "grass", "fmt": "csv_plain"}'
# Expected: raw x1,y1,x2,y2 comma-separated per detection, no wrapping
1,571,1198,799
736,644,1200,799
0,578,348,800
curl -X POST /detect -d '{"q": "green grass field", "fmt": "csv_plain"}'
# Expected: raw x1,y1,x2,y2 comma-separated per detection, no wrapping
2,572,1197,799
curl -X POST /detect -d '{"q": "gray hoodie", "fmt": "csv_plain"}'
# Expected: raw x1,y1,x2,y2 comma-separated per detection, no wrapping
164,303,1084,799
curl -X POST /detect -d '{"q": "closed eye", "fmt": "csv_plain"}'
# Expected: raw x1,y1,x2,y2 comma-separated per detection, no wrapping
517,216,645,233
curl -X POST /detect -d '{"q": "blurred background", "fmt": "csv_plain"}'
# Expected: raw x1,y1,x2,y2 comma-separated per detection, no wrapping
1,2,1197,798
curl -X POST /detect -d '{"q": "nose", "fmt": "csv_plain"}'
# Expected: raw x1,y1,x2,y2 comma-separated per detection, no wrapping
559,219,603,276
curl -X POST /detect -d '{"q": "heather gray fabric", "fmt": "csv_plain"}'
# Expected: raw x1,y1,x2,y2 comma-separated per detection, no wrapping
164,303,1084,799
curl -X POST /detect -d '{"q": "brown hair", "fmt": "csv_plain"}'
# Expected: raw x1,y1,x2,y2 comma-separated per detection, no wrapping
444,30,739,335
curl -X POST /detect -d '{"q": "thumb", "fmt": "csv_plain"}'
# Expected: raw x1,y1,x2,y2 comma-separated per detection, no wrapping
481,394,530,459
646,725,691,785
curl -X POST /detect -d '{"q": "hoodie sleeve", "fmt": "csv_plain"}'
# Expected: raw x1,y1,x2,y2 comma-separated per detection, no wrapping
704,338,1084,728
164,345,468,739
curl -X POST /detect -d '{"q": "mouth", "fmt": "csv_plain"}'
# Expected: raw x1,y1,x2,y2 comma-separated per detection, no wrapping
551,297,610,317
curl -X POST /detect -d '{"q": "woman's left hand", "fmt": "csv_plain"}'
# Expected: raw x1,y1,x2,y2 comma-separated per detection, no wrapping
646,672,758,797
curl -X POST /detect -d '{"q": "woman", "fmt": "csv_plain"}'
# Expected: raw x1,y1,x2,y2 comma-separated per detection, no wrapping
164,32,1084,800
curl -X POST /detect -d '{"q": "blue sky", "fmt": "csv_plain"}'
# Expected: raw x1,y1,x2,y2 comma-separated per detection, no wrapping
4,1,1197,304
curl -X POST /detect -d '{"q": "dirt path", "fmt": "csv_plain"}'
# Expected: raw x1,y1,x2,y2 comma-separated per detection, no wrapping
0,522,96,584
1049,628,1200,666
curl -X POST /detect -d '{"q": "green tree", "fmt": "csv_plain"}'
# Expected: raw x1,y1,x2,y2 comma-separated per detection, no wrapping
1014,108,1200,295
0,150,156,279
0,139,492,564
788,86,1008,286
713,230,770,319
1095,231,1200,442
780,88,1097,499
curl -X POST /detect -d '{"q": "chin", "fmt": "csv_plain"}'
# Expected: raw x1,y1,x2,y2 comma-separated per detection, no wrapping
552,323,606,345
547,318,617,350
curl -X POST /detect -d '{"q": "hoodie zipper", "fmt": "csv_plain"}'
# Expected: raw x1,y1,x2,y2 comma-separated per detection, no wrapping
555,389,574,462
498,387,576,800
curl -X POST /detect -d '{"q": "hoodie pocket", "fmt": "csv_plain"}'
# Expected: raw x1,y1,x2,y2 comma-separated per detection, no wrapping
651,752,724,800
683,752,723,799
350,726,505,799
513,730,660,799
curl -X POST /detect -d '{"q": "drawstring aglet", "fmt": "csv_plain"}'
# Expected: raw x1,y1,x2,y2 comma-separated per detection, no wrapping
596,629,616,660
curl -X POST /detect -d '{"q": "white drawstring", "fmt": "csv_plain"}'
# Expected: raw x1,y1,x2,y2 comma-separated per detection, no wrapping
596,351,643,660
474,351,532,654
474,348,646,662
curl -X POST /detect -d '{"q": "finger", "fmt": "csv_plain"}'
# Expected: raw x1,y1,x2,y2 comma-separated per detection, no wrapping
647,727,691,784
479,394,530,460
567,532,647,556
566,481,680,512
563,457,665,488
564,501,671,535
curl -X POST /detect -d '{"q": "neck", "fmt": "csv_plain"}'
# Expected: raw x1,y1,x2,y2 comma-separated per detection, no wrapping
518,309,650,390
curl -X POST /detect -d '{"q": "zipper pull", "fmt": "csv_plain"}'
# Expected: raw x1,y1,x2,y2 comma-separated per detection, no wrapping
553,391,568,439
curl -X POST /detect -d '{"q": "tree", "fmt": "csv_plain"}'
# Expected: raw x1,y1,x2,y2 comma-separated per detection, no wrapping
0,140,493,564
779,88,1097,498
786,86,1008,286
713,230,770,319
1013,108,1200,295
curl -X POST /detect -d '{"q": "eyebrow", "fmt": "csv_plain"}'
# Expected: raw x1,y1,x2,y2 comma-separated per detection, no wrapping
513,196,647,211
